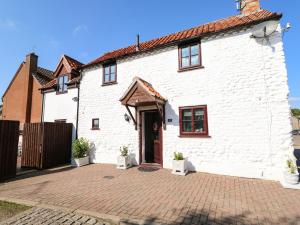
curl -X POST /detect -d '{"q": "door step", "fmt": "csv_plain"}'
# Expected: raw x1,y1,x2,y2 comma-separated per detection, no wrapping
139,163,162,169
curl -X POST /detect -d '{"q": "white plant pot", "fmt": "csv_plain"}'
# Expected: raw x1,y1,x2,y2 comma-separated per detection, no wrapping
117,155,131,170
284,171,299,185
172,159,188,176
72,156,90,167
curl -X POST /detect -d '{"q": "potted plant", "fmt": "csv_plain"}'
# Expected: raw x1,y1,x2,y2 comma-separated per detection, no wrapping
117,146,131,169
72,138,90,167
284,159,299,185
172,152,188,176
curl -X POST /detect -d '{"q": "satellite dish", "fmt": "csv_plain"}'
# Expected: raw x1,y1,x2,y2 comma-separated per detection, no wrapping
251,20,279,38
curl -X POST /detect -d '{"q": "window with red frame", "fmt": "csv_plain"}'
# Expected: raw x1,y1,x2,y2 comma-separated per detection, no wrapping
179,105,208,136
178,42,202,70
103,63,117,84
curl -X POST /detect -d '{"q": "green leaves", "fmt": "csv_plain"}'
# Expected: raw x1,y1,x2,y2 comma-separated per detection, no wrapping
120,146,128,157
174,152,184,160
72,138,90,159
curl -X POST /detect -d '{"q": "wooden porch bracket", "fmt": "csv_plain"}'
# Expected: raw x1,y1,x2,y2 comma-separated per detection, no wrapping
126,105,137,130
156,102,166,130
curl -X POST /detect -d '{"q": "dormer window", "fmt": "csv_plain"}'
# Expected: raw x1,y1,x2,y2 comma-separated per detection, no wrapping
57,75,69,93
103,63,117,85
178,42,203,71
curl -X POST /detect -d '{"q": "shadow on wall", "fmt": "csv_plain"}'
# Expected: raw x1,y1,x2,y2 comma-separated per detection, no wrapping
120,209,300,225
254,31,282,53
89,142,96,163
165,102,179,128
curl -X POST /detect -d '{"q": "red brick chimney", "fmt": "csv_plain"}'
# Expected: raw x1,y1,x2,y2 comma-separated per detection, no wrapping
24,53,38,122
239,0,261,15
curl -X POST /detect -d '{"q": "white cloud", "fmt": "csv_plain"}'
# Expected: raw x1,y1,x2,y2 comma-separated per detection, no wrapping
0,19,17,31
73,25,88,36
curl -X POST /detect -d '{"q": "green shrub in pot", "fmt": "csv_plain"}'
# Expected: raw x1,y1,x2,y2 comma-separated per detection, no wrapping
72,138,89,159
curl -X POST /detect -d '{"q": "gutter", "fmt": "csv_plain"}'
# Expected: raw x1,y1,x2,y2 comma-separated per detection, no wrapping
75,77,81,140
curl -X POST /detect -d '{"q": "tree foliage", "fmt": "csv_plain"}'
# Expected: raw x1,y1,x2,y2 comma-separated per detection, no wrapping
291,108,300,118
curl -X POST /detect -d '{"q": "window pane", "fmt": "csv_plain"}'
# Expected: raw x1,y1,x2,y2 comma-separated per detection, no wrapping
104,66,110,75
191,55,199,65
191,45,199,56
181,47,189,57
182,109,192,120
59,84,63,92
59,77,64,85
183,121,192,132
194,109,205,133
110,65,116,73
93,119,99,128
194,121,204,132
110,73,116,82
181,57,190,67
104,74,110,83
63,76,68,91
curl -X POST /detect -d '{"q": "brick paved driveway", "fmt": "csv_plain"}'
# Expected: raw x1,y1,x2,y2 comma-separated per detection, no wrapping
0,164,299,225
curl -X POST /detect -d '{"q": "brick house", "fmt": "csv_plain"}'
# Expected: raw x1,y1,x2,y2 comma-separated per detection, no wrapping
41,55,83,139
78,0,293,181
2,53,53,126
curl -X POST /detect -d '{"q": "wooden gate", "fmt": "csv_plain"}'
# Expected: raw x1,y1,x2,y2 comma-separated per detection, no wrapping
0,120,19,181
22,122,73,169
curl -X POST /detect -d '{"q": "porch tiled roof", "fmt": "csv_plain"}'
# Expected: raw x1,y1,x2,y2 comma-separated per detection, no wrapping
84,10,281,68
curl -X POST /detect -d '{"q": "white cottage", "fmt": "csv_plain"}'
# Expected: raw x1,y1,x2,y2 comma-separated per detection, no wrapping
78,0,293,181
41,55,83,139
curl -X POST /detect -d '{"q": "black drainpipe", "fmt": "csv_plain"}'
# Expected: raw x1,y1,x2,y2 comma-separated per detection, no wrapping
75,78,81,140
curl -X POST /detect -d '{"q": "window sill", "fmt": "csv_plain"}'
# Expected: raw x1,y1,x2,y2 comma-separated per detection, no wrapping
178,65,204,72
178,135,211,138
91,128,100,130
102,82,118,86
56,91,68,95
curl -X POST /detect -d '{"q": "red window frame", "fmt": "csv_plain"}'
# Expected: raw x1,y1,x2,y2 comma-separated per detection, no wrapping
102,63,117,85
92,118,100,130
179,105,209,137
178,42,203,71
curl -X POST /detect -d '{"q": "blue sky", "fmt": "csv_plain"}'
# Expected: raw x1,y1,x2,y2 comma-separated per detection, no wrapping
0,0,299,107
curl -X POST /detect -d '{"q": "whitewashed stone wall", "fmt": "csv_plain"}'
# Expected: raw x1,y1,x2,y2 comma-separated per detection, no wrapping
78,25,293,181
43,88,78,139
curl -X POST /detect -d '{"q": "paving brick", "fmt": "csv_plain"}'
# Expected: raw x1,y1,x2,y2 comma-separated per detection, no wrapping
0,164,299,225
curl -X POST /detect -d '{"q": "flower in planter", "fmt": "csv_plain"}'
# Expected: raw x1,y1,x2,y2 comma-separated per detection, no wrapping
286,159,299,174
174,152,184,161
72,138,90,159
120,146,129,157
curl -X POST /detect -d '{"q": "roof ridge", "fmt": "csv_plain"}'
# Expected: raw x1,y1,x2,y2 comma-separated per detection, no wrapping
63,54,84,66
84,9,281,68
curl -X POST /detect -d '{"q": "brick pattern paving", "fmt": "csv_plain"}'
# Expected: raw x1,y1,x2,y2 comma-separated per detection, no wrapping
0,207,109,225
0,164,299,225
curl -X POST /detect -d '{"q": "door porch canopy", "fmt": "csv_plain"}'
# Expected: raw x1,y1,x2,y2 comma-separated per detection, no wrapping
119,77,167,130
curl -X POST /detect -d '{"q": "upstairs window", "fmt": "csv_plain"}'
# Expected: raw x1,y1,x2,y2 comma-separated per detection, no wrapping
178,43,202,71
103,63,117,85
57,75,69,93
179,105,208,136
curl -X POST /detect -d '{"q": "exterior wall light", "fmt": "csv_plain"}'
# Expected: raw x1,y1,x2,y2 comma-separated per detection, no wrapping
124,113,130,122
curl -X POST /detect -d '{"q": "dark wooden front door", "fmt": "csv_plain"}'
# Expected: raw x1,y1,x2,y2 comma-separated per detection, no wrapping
144,111,162,165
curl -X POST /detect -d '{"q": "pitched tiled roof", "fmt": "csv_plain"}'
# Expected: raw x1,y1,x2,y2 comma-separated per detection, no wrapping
33,67,54,85
84,10,281,68
120,76,166,104
64,55,84,70
41,55,83,90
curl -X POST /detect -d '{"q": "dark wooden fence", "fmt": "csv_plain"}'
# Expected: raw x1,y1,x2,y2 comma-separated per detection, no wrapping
22,122,72,169
0,120,19,181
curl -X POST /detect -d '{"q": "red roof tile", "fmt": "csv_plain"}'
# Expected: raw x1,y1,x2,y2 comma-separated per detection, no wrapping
84,10,281,68
64,55,84,70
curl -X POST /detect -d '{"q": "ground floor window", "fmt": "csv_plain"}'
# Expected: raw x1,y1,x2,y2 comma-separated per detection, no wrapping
179,105,208,136
92,118,99,130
